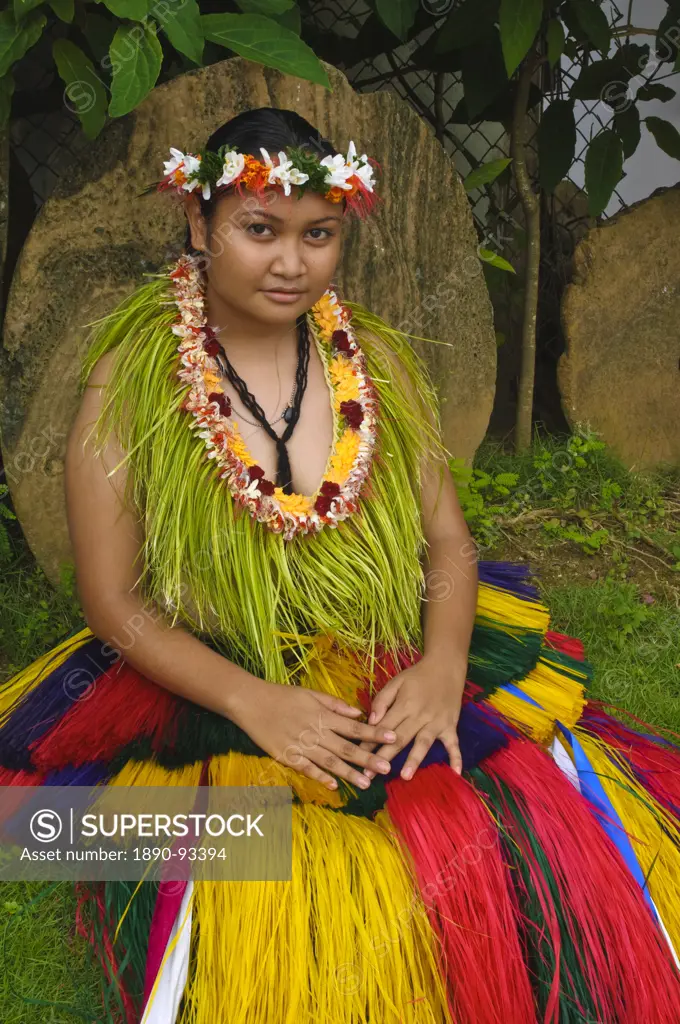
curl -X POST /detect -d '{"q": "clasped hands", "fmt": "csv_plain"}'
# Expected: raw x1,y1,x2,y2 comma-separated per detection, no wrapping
238,651,467,793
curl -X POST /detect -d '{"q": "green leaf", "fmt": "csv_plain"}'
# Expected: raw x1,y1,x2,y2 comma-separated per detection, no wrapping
100,0,149,19
637,83,675,103
235,0,294,11
53,38,107,139
478,247,516,272
201,13,330,88
463,156,512,191
571,57,619,101
0,9,45,77
571,43,649,103
434,0,500,53
613,102,640,158
13,0,43,19
546,19,565,67
657,7,680,66
645,115,680,160
153,0,203,66
0,73,15,128
584,129,623,216
108,21,163,118
49,0,74,21
498,0,542,77
76,10,116,65
538,99,576,192
461,28,508,119
569,0,611,54
615,42,649,78
375,0,418,42
273,7,300,33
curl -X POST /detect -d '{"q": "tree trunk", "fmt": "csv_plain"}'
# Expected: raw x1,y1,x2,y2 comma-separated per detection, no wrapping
511,56,542,453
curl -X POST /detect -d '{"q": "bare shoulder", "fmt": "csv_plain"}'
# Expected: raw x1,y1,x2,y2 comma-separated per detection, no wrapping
83,348,118,389
67,348,124,463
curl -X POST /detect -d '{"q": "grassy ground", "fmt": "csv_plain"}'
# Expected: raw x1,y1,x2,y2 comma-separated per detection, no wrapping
0,432,679,1020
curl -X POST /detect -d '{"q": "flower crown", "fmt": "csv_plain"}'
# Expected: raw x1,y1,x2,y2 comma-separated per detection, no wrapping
145,141,381,219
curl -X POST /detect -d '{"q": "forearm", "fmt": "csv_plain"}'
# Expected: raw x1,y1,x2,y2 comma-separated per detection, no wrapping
84,593,259,723
421,532,479,672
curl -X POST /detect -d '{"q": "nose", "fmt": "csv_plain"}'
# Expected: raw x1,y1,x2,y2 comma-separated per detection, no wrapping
269,235,306,279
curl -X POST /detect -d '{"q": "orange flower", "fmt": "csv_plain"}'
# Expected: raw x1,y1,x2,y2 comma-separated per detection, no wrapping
274,489,314,516
240,156,270,191
326,429,361,483
228,423,256,467
329,355,360,407
203,369,222,391
312,292,342,339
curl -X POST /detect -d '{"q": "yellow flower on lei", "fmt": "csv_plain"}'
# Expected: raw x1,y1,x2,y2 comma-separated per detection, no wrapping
329,354,361,408
228,422,257,467
326,428,362,484
203,369,222,391
312,291,343,339
274,489,314,515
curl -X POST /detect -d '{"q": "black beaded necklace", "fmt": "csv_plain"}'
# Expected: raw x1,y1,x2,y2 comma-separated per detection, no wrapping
212,316,311,495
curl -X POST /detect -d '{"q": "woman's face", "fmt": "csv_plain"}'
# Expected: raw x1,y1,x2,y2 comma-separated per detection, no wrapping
184,186,345,325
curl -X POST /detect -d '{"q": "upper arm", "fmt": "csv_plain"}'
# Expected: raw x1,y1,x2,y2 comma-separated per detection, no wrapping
64,349,145,632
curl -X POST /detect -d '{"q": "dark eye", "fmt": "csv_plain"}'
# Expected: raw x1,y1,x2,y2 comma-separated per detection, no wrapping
307,228,333,240
247,223,272,236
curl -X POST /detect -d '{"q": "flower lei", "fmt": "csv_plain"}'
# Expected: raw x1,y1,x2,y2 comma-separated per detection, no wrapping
147,141,381,220
168,254,380,541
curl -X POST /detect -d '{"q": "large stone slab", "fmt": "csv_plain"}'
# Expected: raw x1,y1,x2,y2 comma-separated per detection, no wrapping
0,57,496,583
559,184,680,470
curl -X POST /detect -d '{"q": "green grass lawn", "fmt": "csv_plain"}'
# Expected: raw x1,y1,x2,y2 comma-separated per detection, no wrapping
0,434,679,1020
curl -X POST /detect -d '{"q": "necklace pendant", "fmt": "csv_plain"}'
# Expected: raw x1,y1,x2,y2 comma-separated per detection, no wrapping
282,405,294,423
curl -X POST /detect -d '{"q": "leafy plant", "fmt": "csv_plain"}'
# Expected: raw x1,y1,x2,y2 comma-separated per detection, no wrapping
368,0,680,452
0,0,327,137
449,428,680,570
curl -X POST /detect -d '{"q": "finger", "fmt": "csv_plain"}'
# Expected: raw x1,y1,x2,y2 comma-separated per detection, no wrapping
440,727,463,775
324,734,393,778
356,705,413,765
315,692,364,718
328,713,397,746
362,717,424,777
398,730,437,780
367,676,403,725
286,754,339,791
308,746,376,791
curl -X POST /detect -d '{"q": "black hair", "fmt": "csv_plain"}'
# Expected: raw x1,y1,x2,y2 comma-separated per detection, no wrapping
184,107,340,254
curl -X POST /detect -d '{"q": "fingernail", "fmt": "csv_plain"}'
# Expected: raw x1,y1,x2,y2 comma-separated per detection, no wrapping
364,769,375,779
384,731,396,741
377,760,390,772
357,776,370,789
401,766,413,780
368,712,376,724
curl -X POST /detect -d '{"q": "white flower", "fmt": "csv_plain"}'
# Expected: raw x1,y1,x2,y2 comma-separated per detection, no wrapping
216,151,246,188
344,141,375,192
163,148,209,198
163,147,187,178
319,149,354,191
320,141,375,193
260,147,309,196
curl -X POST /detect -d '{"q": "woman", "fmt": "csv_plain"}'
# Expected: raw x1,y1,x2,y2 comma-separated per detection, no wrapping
1,107,679,1023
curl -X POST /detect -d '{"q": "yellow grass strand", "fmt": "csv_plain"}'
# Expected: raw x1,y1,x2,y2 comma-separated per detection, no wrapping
574,729,680,950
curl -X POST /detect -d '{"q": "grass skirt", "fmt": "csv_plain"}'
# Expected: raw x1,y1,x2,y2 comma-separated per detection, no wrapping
1,560,679,1023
